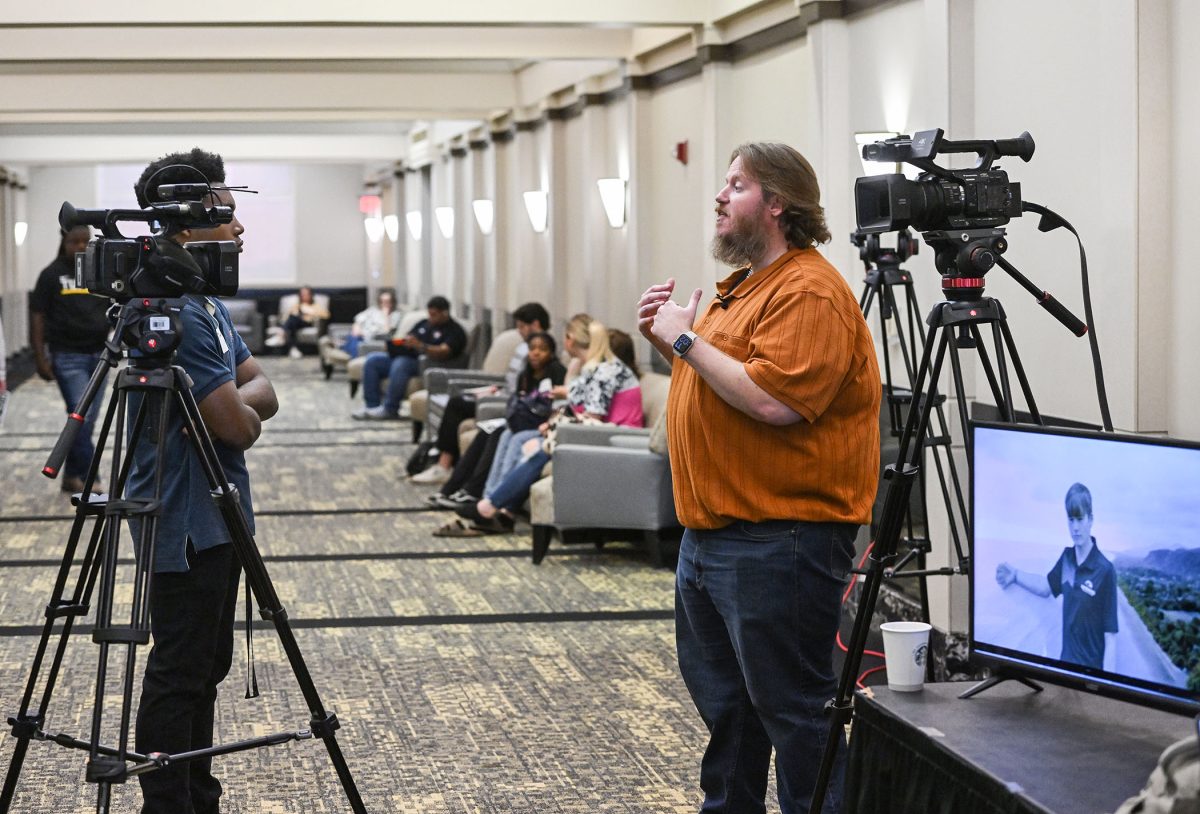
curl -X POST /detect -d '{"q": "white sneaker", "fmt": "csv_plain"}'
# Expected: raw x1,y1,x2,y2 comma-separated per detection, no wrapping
410,463,452,484
351,405,399,421
288,346,303,360
265,328,286,348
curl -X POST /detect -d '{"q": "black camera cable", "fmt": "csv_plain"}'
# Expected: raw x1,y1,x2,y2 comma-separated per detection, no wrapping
1020,200,1114,432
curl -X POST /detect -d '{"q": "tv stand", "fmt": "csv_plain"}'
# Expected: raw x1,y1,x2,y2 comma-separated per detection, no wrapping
958,671,1044,700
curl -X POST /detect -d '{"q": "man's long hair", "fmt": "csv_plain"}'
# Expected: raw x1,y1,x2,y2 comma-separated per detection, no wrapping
730,142,831,248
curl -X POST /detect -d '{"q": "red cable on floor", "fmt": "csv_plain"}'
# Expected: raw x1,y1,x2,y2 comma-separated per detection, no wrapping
837,540,887,688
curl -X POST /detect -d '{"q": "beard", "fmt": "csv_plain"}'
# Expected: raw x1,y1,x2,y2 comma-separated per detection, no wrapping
710,209,769,268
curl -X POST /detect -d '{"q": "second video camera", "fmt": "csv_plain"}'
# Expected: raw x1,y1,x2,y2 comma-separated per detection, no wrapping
855,129,1034,233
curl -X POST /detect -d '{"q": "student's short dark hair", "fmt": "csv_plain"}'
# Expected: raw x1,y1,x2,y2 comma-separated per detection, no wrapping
525,331,557,356
512,302,551,331
1065,483,1092,518
426,296,451,312
134,147,226,209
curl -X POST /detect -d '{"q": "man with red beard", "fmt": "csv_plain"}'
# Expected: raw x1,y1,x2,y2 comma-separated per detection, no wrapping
637,143,880,814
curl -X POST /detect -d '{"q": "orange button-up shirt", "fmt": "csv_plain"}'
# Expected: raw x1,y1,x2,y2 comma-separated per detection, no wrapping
666,248,881,529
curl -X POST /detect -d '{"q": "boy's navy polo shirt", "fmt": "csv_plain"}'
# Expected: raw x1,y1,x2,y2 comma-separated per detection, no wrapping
388,318,467,359
1047,539,1119,669
127,296,255,572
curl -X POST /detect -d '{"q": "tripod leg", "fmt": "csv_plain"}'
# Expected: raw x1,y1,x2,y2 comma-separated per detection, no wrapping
808,326,956,814
1,385,129,814
170,381,369,813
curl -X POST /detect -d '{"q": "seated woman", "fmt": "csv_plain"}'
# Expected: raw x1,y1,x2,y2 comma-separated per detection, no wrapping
456,320,642,533
268,285,330,359
334,287,401,360
429,328,571,506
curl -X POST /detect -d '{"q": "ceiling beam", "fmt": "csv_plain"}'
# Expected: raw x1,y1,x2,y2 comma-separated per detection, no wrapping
0,26,662,62
0,134,410,165
0,0,714,27
0,70,517,122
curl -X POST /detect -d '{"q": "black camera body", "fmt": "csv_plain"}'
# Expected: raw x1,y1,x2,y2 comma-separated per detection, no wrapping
60,186,239,301
855,129,1034,234
76,235,237,300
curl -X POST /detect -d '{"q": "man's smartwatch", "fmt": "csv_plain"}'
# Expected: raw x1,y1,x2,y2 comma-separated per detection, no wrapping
672,331,698,358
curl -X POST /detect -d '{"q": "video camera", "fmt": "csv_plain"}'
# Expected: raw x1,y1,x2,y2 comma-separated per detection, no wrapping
855,128,1034,234
60,181,239,300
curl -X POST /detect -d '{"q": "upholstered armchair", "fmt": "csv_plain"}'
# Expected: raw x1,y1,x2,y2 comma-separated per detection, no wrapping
276,292,330,353
528,371,677,566
409,327,525,443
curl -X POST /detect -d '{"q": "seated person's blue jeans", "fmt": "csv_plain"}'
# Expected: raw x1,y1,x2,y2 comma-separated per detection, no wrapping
484,428,542,498
341,335,364,358
485,448,550,511
675,520,857,814
361,352,421,414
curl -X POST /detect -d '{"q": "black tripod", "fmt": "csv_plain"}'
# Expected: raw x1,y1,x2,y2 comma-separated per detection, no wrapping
855,230,971,622
2,298,368,814
808,226,1090,814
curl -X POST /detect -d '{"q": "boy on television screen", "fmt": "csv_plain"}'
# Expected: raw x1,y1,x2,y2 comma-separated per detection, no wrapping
996,482,1119,671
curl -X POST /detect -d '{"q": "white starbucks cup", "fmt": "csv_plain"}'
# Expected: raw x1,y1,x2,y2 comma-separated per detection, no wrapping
879,621,932,692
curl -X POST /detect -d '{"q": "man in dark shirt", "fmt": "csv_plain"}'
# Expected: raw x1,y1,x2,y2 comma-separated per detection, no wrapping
996,482,1119,670
30,225,112,492
352,294,467,420
128,148,279,814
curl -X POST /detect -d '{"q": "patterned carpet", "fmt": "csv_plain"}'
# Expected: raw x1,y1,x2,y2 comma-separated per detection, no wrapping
0,355,754,814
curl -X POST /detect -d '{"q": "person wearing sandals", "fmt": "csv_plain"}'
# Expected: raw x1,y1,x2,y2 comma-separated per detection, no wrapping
453,321,643,534
431,312,593,511
431,331,567,536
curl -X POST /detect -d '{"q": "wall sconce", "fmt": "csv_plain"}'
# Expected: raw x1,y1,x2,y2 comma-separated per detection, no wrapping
382,214,400,243
435,206,455,239
14,221,28,246
363,216,384,243
406,211,423,241
523,190,548,233
472,199,494,235
854,132,900,176
596,178,627,228
673,140,689,165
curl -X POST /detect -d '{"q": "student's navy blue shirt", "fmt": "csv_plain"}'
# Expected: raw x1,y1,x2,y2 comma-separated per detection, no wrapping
1047,539,1119,669
127,296,254,572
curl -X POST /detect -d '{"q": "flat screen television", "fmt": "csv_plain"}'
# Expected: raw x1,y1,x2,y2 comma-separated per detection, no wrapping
968,420,1200,715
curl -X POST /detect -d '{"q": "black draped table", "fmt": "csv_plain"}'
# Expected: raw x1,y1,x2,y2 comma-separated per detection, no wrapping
844,681,1195,814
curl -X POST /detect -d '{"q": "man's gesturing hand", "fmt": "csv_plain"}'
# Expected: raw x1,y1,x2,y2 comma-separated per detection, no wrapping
637,278,703,358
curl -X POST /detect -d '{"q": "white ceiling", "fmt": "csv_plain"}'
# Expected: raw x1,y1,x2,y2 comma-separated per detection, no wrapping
0,0,786,168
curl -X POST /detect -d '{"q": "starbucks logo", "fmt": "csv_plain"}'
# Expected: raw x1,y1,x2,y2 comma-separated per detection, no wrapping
913,644,928,668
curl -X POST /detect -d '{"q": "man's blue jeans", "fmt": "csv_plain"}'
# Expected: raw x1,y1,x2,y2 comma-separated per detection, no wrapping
52,351,107,480
675,520,858,814
361,352,420,413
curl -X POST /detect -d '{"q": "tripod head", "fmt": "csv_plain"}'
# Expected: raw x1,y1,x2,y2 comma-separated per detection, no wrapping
921,227,1009,301
117,298,186,362
852,228,919,270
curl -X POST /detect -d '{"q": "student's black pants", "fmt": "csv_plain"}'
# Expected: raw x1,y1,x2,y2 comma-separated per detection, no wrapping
433,394,478,459
136,542,241,814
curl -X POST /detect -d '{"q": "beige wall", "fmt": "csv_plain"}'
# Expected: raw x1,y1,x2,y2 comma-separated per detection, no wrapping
1169,0,1200,439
